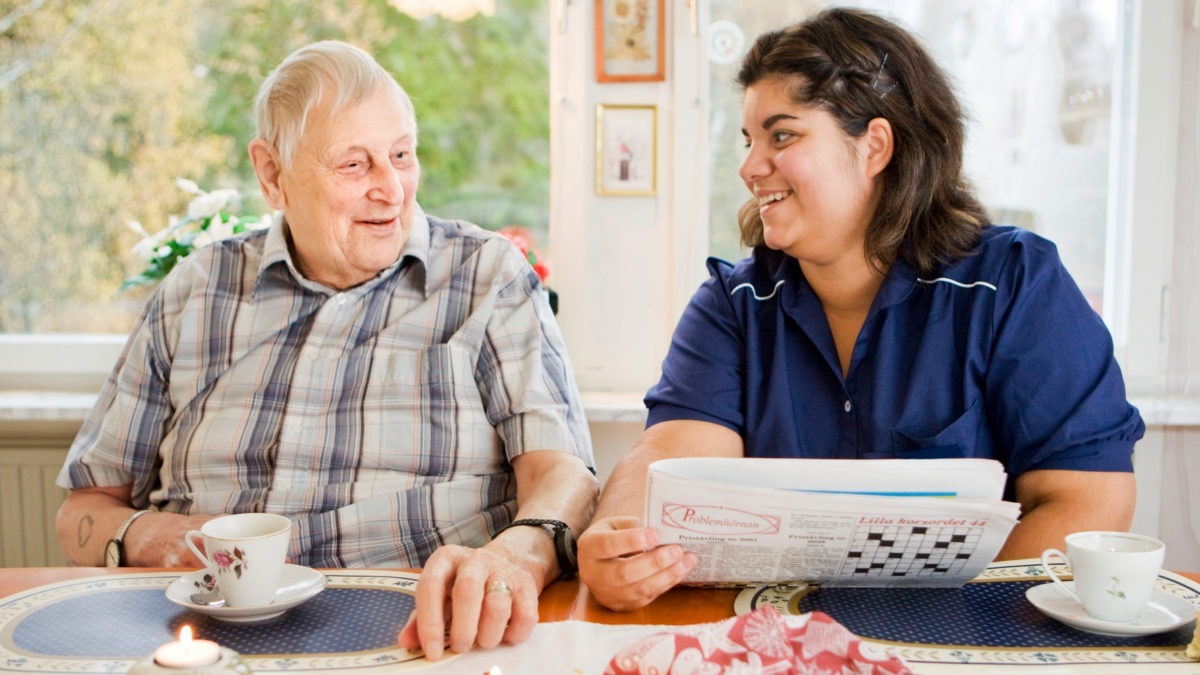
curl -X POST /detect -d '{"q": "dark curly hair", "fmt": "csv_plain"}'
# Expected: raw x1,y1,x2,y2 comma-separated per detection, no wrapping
736,8,989,277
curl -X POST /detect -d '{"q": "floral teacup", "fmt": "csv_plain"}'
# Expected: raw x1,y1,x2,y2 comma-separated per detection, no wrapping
185,513,291,607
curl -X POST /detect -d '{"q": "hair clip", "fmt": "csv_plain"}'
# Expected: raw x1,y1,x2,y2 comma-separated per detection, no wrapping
870,52,898,99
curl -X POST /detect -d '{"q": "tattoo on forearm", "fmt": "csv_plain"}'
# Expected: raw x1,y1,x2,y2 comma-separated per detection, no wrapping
77,515,95,549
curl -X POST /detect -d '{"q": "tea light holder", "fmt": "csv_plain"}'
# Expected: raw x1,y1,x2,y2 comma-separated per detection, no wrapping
127,647,249,674
128,626,250,674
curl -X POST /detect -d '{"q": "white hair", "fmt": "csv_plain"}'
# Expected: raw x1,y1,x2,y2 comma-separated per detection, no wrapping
253,40,417,166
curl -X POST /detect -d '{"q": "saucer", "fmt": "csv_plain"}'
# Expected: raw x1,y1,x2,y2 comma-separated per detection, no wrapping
1025,582,1197,637
166,564,327,622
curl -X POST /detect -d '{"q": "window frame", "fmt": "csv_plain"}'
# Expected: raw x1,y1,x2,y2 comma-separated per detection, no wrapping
0,0,1185,406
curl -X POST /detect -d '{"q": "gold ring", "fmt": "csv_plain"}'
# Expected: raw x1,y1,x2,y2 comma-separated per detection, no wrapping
485,579,512,595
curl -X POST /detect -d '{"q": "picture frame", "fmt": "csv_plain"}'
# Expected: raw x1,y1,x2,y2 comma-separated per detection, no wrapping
595,0,666,83
595,104,657,196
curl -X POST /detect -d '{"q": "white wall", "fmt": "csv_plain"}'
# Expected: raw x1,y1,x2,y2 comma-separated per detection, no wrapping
1154,1,1200,571
550,0,709,399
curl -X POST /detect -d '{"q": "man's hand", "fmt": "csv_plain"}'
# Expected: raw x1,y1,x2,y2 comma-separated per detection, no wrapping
126,512,215,567
577,515,697,611
396,544,539,660
395,450,596,659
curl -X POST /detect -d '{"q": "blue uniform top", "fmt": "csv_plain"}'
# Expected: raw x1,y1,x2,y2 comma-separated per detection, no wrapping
645,226,1143,495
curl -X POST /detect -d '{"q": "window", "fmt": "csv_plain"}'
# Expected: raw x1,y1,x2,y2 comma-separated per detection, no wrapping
705,0,1119,315
0,0,550,335
684,0,1176,391
1,1,1185,399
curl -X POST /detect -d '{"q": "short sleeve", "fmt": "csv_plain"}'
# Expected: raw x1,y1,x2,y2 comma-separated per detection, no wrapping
56,292,175,504
476,238,594,470
984,233,1142,477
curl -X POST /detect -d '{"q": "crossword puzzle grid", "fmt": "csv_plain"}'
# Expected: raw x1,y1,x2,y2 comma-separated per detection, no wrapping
843,525,981,577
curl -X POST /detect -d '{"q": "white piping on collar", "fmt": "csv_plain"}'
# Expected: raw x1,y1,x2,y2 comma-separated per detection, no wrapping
917,277,997,291
731,279,786,300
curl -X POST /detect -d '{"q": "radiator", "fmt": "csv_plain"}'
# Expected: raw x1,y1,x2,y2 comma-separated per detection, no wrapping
0,448,68,566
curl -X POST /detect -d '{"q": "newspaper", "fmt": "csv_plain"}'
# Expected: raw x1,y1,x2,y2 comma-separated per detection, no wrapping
645,457,1021,588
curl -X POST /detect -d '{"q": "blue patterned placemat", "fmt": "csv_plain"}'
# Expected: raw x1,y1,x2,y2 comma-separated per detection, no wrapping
792,580,1191,648
0,571,433,673
736,560,1200,668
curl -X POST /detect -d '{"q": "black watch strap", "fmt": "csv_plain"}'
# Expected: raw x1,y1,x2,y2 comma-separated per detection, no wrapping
501,518,578,580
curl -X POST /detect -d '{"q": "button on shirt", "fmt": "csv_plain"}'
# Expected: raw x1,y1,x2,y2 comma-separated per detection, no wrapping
58,211,593,568
645,226,1143,495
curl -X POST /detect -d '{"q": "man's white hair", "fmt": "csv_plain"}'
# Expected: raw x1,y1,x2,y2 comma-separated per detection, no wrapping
254,40,417,167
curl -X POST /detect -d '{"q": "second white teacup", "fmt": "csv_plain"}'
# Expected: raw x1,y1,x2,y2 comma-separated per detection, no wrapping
1039,531,1164,622
185,513,292,607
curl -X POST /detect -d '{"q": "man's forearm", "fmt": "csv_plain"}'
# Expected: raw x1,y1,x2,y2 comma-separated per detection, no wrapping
494,451,598,588
54,486,138,566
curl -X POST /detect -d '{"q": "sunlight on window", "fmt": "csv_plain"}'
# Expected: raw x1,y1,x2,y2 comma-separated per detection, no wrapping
0,0,548,334
706,0,1118,316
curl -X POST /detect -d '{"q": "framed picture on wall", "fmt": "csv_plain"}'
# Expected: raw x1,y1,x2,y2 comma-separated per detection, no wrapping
596,104,657,196
595,0,666,83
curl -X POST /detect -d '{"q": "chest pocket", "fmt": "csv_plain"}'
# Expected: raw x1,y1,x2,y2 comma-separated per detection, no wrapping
362,344,490,472
890,400,983,459
376,344,480,402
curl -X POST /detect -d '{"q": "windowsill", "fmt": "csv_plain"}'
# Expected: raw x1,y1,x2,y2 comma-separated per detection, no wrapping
3,390,1198,434
0,390,650,434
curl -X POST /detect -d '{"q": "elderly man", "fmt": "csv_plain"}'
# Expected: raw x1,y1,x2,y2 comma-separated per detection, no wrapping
55,40,597,660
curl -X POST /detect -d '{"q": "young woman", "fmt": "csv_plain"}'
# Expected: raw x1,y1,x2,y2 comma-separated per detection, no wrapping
578,7,1143,611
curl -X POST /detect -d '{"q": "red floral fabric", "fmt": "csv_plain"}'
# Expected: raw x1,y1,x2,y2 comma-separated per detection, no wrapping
605,606,912,675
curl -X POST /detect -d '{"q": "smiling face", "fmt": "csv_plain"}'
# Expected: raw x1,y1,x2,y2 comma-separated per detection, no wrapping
739,77,878,269
252,83,420,290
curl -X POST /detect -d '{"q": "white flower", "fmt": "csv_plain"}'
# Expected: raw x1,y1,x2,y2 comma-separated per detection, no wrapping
206,214,236,240
187,189,240,220
174,177,203,195
131,238,157,261
122,179,270,291
125,220,150,239
192,230,217,248
129,218,176,259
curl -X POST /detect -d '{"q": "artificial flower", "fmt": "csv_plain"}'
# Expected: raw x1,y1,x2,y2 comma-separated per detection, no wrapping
121,180,272,291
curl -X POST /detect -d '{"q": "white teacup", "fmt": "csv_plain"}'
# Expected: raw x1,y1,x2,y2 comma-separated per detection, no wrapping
1039,531,1164,622
185,513,292,607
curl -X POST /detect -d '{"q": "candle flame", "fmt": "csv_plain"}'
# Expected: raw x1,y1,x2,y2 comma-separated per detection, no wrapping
489,667,502,675
179,625,193,643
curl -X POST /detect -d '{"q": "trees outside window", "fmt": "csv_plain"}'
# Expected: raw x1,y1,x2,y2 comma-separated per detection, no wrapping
0,0,550,333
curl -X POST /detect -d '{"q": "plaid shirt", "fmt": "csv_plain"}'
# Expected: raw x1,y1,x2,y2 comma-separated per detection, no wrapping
58,211,593,568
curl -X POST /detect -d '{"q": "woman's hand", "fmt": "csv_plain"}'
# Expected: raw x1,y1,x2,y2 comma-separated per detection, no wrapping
577,515,697,611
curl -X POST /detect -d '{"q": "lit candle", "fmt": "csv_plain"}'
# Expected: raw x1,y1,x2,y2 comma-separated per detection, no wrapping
153,626,221,668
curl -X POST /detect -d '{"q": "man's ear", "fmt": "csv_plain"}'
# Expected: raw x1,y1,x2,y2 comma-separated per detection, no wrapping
248,139,286,210
863,117,894,179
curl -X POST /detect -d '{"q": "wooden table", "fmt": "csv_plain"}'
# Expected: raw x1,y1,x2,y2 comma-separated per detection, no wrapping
5,566,1196,625
0,566,737,625
2,566,1198,673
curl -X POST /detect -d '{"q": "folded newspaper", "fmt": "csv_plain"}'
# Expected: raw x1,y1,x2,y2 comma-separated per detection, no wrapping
646,457,1021,588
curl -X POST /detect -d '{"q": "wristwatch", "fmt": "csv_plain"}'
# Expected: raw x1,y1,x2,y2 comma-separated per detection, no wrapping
104,509,151,567
501,518,578,580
